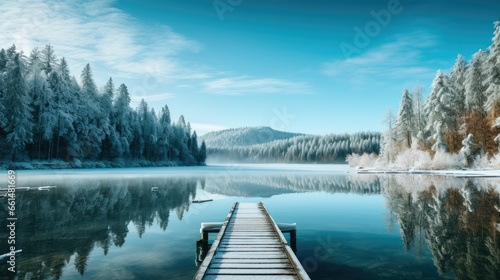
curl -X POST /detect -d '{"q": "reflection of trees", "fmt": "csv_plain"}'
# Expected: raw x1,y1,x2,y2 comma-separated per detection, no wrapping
0,177,198,279
204,174,381,197
382,176,500,279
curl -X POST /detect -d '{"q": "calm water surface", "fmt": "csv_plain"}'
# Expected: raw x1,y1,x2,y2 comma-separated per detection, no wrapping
0,165,499,280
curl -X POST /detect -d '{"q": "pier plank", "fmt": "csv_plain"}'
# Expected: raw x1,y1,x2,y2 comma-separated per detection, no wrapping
193,202,310,280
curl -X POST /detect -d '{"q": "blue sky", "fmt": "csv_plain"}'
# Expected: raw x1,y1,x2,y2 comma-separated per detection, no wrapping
1,0,499,135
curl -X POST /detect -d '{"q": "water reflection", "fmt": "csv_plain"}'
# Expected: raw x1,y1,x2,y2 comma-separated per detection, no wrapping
381,175,500,279
0,177,198,279
0,171,499,279
203,174,381,197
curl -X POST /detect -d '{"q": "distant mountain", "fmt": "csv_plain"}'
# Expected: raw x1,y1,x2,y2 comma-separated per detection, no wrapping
202,126,381,163
200,126,304,148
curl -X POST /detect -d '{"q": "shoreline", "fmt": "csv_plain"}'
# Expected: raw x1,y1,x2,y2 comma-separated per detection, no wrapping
352,167,500,177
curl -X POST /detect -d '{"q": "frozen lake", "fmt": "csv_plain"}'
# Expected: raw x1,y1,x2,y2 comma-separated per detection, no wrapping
1,164,499,279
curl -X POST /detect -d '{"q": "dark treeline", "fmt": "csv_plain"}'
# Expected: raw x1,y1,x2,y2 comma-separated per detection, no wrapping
0,44,206,167
208,132,380,163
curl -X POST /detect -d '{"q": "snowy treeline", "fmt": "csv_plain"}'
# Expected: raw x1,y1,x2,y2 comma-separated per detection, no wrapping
0,45,206,167
208,131,380,163
350,22,500,169
200,126,304,148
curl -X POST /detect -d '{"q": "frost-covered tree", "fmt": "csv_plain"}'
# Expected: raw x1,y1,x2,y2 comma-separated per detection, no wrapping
57,58,80,159
129,110,143,159
137,99,157,161
198,140,207,164
431,123,448,152
0,48,7,72
485,21,500,117
77,64,106,159
4,53,33,161
28,48,55,159
190,131,199,161
412,84,427,144
0,63,5,130
425,71,460,152
6,44,17,61
379,108,397,162
174,115,191,163
460,133,475,166
41,44,57,75
396,89,414,149
0,48,6,132
449,54,468,115
465,50,489,114
463,50,496,155
48,70,64,159
114,84,133,157
100,78,115,159
158,104,171,160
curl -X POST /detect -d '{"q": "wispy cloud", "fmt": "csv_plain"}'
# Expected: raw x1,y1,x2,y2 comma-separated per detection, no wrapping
322,32,440,87
0,0,201,80
203,76,309,95
191,123,228,135
130,93,174,103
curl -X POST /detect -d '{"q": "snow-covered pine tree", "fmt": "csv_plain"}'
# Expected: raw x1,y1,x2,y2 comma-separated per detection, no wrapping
464,50,495,155
41,44,58,75
4,53,33,161
485,21,500,118
449,54,468,116
100,78,115,159
0,48,6,136
0,48,7,72
395,89,414,149
465,50,489,114
47,69,63,159
6,44,17,61
426,71,460,152
412,84,427,145
431,123,448,153
114,84,133,157
459,133,475,166
0,49,7,133
190,131,199,161
158,104,172,161
28,48,56,160
137,99,158,161
173,115,191,163
77,63,105,159
129,110,143,159
136,99,149,159
379,108,398,162
58,58,81,159
198,140,207,164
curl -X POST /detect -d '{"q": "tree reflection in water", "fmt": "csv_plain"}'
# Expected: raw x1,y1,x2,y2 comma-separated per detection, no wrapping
0,177,199,279
381,175,500,279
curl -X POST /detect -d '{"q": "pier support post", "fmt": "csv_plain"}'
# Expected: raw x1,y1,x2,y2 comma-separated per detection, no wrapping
195,239,209,266
291,230,297,252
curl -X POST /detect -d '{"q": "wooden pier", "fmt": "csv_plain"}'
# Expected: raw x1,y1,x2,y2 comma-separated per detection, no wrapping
194,202,310,280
